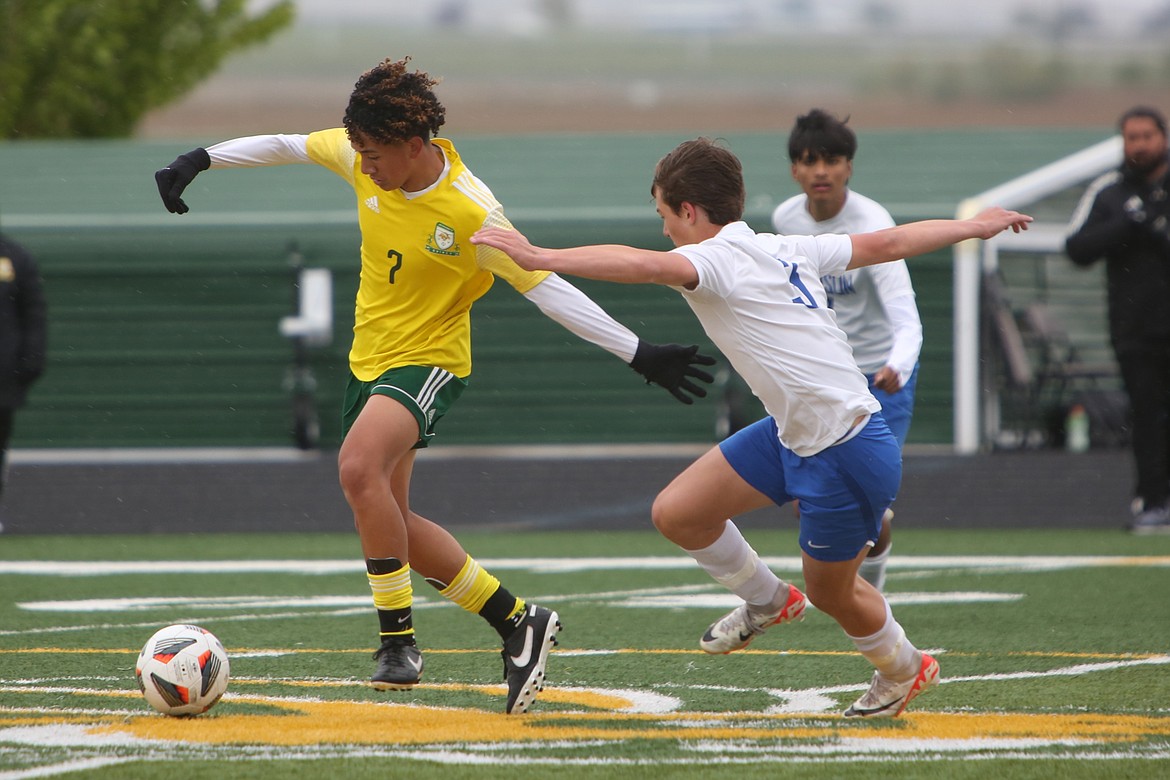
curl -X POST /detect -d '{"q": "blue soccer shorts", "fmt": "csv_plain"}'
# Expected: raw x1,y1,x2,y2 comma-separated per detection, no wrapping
719,414,902,562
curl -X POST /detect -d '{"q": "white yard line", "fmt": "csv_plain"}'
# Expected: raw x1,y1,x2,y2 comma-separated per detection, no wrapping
1,555,1168,577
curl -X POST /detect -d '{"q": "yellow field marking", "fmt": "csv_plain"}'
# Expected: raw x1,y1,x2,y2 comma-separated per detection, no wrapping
77,695,1170,747
225,679,643,710
1,715,112,727
1102,556,1170,565
6,686,1169,749
854,712,1168,743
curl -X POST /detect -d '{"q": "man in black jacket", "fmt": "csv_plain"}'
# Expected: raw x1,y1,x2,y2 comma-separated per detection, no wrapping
1066,106,1170,534
0,233,47,528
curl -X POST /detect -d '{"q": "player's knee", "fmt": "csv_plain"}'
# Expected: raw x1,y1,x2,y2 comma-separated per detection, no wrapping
337,450,380,503
654,484,732,549
802,577,861,621
650,490,680,538
802,581,840,618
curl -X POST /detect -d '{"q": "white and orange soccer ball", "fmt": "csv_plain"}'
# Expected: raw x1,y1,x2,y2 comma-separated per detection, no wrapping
135,624,230,716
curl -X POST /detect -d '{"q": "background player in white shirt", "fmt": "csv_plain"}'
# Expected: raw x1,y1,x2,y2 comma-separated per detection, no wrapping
772,109,923,591
472,137,1030,718
154,57,715,715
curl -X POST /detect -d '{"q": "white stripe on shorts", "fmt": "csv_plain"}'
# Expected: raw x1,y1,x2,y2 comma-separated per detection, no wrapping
416,368,453,413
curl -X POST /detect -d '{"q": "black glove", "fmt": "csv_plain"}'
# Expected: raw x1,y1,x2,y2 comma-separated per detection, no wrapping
629,340,716,405
155,148,211,214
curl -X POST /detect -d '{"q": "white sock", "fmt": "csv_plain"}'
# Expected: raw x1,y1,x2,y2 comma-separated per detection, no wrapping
858,544,891,592
847,598,920,681
684,521,784,607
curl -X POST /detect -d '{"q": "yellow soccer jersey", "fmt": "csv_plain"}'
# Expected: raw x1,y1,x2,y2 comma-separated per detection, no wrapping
305,129,548,380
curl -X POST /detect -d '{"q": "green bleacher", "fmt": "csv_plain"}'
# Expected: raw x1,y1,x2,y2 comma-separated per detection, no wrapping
0,128,1112,449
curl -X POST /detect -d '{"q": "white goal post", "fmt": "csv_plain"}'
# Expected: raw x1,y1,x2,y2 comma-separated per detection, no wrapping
951,135,1122,454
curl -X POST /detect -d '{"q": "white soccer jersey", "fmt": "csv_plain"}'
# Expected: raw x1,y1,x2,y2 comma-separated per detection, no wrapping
673,222,880,456
771,190,921,377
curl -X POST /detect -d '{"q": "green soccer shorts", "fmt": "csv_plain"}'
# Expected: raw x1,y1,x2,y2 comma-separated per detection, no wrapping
342,365,468,448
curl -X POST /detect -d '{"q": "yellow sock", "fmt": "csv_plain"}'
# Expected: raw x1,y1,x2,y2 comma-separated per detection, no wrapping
368,563,414,638
440,555,505,613
439,555,525,639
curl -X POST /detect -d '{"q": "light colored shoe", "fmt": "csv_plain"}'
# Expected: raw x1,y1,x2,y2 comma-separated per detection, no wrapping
843,652,940,718
699,584,807,654
1131,506,1170,535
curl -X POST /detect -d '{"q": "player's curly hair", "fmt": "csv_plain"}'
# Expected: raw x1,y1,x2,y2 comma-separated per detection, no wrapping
343,57,446,145
652,137,745,226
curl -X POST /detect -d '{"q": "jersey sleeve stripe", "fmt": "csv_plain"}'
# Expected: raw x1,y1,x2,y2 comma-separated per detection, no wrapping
452,172,500,213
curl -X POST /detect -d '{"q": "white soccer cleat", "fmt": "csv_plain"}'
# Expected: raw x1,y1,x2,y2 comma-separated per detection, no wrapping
843,652,940,718
699,584,807,654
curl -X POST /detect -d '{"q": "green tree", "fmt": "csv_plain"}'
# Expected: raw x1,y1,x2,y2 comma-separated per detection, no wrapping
0,0,294,139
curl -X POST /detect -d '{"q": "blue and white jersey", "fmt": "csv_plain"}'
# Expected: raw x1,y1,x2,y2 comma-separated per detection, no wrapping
673,222,880,457
771,190,921,378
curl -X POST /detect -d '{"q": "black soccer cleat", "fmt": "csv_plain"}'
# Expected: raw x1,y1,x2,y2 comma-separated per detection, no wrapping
502,604,561,714
371,635,424,691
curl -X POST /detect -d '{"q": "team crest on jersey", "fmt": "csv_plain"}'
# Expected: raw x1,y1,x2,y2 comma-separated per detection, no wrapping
426,223,459,256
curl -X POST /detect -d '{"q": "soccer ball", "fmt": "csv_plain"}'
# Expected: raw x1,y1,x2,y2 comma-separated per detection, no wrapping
135,624,230,716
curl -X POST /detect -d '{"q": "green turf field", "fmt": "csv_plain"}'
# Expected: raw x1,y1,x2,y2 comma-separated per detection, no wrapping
1,528,1168,778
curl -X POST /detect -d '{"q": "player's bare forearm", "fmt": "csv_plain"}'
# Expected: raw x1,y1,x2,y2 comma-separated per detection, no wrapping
543,245,688,285
472,226,693,286
848,207,1032,269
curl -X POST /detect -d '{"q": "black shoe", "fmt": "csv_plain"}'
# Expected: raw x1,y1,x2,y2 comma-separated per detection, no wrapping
501,604,561,715
371,636,423,691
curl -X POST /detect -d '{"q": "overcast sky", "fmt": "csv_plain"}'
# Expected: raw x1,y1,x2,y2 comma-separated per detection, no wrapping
285,0,1167,38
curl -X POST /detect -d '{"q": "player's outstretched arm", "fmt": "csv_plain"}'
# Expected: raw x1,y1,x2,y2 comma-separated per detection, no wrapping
520,274,715,404
155,135,313,215
474,224,714,403
471,226,698,287
848,206,1032,269
155,148,210,214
